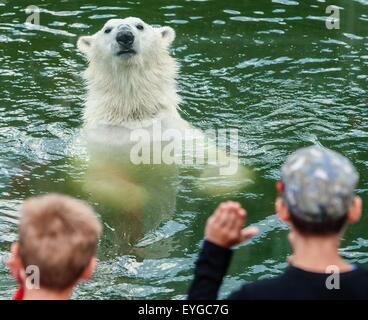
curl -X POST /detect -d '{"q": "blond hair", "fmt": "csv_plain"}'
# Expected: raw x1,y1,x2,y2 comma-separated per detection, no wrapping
18,194,102,290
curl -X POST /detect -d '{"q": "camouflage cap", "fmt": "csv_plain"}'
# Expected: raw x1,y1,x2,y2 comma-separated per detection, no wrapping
281,146,359,223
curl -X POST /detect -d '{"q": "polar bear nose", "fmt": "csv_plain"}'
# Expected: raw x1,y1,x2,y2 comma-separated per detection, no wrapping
116,31,135,46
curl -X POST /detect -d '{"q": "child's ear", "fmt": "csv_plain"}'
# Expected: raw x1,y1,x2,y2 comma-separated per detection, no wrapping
276,197,291,223
80,257,97,281
11,242,19,255
347,196,362,224
7,242,24,284
77,36,93,55
159,26,176,46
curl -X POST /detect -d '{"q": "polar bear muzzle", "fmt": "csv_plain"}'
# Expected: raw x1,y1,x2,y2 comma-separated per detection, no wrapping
116,26,136,56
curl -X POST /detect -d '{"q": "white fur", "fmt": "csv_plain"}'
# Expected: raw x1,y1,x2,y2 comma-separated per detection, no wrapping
77,17,185,129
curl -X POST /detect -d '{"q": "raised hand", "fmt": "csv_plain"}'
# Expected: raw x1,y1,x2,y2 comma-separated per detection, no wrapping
205,201,259,248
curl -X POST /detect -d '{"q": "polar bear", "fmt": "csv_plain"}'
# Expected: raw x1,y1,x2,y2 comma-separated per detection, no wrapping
77,17,189,131
75,18,191,255
74,18,247,255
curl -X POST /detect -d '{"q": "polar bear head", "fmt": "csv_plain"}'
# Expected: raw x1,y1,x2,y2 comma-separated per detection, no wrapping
77,17,181,127
77,17,176,64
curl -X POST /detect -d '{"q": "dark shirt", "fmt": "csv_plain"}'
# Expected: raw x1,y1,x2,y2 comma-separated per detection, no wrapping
188,240,368,300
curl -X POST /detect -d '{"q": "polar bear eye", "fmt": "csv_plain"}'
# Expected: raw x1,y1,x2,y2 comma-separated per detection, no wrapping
136,24,144,31
104,27,113,34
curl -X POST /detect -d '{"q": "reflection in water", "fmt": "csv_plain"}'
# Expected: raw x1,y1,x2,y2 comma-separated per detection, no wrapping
0,0,368,299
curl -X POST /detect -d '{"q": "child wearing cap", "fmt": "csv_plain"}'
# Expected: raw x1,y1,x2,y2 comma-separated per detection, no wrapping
7,194,102,300
188,146,368,299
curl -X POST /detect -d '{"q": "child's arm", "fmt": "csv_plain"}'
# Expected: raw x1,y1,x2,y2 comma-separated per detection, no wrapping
187,202,258,300
187,239,233,300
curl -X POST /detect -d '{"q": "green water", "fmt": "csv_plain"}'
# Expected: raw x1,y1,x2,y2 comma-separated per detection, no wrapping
1,0,368,299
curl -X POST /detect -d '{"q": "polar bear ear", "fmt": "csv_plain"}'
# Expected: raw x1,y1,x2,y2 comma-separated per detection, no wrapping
77,36,93,55
159,26,176,46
